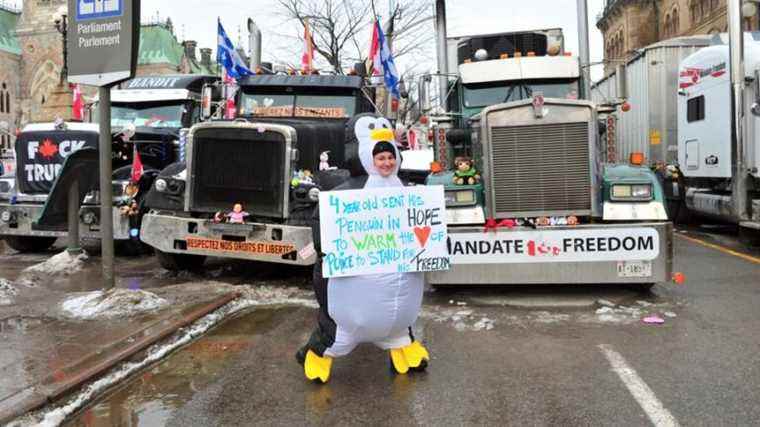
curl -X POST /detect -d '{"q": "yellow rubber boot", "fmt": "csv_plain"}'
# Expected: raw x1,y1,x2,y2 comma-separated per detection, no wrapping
304,350,333,383
390,341,430,374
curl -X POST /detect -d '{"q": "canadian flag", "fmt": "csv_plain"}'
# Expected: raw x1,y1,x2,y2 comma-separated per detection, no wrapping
367,20,381,76
223,72,238,119
301,19,314,74
71,84,84,121
131,145,143,184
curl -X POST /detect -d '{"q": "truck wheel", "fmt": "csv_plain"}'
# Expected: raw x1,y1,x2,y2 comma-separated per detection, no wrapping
633,283,655,293
3,236,57,253
154,249,205,271
116,240,153,256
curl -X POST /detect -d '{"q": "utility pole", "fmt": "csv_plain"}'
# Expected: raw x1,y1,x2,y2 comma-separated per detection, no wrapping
576,0,591,100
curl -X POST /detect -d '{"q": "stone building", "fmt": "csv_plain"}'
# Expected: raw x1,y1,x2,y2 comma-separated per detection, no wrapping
0,0,215,154
597,0,760,75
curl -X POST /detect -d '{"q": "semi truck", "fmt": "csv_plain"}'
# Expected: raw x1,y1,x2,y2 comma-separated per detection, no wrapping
592,25,760,237
0,74,220,253
676,31,760,235
139,72,378,270
421,0,673,288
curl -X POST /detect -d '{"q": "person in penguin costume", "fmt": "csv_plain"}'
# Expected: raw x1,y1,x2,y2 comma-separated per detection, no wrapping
296,113,430,383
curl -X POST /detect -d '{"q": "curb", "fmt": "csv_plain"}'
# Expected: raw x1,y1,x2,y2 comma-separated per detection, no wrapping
0,291,240,424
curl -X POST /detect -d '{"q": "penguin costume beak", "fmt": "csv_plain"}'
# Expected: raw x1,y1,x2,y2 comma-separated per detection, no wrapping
370,128,395,143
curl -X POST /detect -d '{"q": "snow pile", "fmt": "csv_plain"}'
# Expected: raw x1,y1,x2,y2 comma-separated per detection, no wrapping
581,300,676,324
61,289,168,319
23,250,88,276
421,307,497,332
238,284,316,308
0,278,17,306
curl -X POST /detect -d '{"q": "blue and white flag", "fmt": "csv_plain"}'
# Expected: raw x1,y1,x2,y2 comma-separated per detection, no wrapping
373,20,400,99
217,20,254,79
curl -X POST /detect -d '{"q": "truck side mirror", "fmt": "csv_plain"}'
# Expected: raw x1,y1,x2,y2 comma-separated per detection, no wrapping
752,70,760,117
201,85,213,120
615,64,627,100
418,75,431,112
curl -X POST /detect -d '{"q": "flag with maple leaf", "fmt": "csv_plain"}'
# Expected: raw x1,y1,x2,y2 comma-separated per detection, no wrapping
131,145,143,183
71,84,84,121
38,139,59,158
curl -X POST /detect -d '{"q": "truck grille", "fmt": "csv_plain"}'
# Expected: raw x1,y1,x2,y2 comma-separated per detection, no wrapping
490,122,591,216
190,128,287,217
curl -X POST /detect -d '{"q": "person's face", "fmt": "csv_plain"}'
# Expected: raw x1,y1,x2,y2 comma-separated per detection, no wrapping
233,204,242,213
373,151,396,177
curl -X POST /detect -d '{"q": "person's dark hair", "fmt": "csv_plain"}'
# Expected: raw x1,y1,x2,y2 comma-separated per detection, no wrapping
372,141,396,159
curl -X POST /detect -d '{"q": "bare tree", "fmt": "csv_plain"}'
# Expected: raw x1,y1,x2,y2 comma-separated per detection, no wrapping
274,0,435,75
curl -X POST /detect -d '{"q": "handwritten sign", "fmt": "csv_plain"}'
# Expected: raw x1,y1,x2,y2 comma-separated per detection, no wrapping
319,186,450,278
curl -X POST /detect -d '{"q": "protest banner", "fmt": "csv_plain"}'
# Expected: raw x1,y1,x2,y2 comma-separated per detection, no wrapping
319,185,449,278
447,227,660,264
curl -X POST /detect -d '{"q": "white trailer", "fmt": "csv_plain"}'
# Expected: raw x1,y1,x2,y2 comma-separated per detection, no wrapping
592,36,713,165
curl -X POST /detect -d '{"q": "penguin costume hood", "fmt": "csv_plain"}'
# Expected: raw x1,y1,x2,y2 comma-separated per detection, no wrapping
296,113,430,383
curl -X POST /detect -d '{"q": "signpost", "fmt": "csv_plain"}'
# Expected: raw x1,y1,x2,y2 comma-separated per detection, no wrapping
67,0,140,288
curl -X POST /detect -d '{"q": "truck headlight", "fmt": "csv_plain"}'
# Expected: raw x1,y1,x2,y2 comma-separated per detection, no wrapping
308,187,320,202
445,189,476,206
1,210,11,222
154,178,168,192
611,184,652,201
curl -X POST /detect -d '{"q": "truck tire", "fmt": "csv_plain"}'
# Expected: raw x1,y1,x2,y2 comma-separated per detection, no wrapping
633,283,655,293
116,240,153,256
155,249,206,271
3,236,57,253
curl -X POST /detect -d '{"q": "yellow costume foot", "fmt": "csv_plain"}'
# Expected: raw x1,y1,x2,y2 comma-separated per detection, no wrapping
390,341,430,374
304,350,333,383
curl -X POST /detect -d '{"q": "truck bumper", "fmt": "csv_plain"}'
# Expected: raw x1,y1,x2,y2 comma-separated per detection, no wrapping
427,222,673,285
140,213,316,266
0,203,131,240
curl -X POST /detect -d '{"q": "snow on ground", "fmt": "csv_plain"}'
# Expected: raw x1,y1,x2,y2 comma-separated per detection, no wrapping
23,250,88,276
0,278,17,306
60,289,168,320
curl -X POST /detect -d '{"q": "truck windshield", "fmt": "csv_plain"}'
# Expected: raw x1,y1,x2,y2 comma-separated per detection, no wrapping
240,92,355,118
463,79,579,107
95,102,186,128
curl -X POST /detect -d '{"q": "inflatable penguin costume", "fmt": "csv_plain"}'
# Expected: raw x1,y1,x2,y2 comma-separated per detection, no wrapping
296,113,430,383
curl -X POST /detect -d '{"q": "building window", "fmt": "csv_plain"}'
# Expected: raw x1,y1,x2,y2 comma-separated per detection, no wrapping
687,95,705,122
674,8,680,34
0,82,7,114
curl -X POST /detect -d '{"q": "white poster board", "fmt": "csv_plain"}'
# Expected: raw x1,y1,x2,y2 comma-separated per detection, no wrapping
319,186,449,278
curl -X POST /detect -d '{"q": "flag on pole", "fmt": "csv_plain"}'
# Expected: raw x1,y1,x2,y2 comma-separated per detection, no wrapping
301,19,314,74
71,84,84,121
131,145,143,184
367,20,381,76
223,72,238,119
217,20,254,79
371,19,401,99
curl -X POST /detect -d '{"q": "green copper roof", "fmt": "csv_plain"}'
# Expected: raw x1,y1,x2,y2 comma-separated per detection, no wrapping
138,24,184,66
0,7,21,55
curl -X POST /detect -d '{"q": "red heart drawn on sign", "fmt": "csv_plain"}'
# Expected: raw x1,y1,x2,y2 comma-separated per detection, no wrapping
414,226,432,247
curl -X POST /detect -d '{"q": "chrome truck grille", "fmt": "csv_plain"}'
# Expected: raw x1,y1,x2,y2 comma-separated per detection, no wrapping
189,127,288,218
490,122,591,217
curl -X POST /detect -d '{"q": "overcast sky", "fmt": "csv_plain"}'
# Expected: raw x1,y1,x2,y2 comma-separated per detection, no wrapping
18,0,607,80
135,0,606,80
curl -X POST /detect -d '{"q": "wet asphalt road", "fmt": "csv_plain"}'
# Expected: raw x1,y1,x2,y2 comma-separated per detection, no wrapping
58,225,760,426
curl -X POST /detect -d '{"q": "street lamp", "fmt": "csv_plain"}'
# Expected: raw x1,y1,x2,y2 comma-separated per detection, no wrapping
53,5,68,83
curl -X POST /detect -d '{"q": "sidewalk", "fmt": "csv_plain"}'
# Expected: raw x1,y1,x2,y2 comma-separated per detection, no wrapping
0,246,242,424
